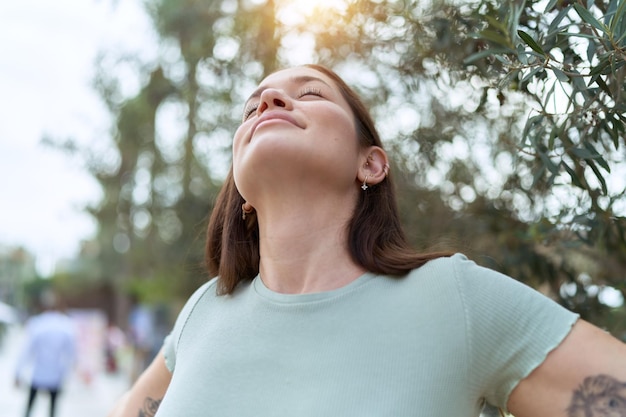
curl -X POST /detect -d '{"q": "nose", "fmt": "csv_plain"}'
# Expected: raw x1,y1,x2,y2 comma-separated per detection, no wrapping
257,88,292,114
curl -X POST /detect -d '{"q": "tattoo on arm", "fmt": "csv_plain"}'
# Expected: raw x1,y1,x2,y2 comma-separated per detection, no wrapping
137,397,162,417
567,374,626,417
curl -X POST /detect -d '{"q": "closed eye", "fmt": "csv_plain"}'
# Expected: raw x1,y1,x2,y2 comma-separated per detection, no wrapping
243,103,259,121
298,87,323,98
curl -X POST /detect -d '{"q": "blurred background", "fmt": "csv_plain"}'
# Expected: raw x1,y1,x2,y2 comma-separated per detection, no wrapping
1,0,625,415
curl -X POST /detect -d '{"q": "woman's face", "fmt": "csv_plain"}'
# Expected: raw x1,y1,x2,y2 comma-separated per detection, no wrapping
232,66,361,201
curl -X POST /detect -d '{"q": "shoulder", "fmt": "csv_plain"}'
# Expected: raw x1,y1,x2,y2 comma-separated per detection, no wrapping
163,278,217,347
373,254,477,318
413,254,580,410
176,277,221,324
411,252,532,292
406,252,576,329
163,277,220,370
407,252,477,275
404,252,494,287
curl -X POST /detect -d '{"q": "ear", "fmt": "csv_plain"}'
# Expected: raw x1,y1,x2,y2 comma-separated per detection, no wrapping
357,146,389,187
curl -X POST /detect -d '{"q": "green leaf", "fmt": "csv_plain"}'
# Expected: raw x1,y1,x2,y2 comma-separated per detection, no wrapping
587,160,608,195
463,47,513,64
606,0,619,27
494,55,510,64
561,161,585,189
616,30,626,46
521,67,543,84
608,114,625,149
559,31,597,40
509,3,525,40
497,69,521,90
590,57,612,77
522,114,544,146
614,0,626,45
548,124,558,150
582,142,609,172
594,154,611,172
586,40,597,62
599,120,620,149
595,76,612,97
532,165,546,187
571,147,597,159
552,68,569,82
480,29,512,47
544,0,559,13
463,50,495,64
539,150,560,174
573,4,606,32
516,44,529,65
547,8,571,37
543,81,559,113
517,30,546,55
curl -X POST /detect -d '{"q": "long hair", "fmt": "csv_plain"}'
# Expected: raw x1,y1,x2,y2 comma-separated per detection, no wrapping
206,64,451,295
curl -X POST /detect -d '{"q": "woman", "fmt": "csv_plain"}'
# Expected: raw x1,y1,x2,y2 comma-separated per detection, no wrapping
109,64,626,417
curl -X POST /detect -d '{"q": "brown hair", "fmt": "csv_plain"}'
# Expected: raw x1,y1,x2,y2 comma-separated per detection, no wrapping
206,64,451,295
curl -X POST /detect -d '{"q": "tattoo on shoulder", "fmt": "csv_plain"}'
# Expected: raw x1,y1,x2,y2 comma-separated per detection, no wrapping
138,397,162,417
568,374,626,417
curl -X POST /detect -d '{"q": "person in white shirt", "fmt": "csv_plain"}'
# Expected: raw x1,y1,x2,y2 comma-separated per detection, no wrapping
15,291,77,417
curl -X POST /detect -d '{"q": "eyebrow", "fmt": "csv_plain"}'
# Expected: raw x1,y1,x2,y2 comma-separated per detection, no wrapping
245,75,333,103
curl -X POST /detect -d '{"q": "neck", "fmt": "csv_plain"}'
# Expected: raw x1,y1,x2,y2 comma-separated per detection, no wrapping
254,192,365,294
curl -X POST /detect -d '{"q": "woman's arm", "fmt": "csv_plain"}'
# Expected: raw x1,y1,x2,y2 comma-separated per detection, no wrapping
508,319,626,417
108,349,172,417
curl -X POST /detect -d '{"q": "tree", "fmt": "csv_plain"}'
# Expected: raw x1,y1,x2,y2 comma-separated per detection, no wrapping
465,0,626,332
75,0,289,310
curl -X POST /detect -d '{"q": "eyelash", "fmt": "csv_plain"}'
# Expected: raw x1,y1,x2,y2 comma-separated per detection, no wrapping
242,87,324,120
243,104,258,120
299,87,323,98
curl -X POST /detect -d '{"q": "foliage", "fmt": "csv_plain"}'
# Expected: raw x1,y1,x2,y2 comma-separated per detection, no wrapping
467,0,625,214
463,0,626,332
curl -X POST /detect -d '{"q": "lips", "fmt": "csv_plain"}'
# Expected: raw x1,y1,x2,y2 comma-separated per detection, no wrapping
250,111,302,138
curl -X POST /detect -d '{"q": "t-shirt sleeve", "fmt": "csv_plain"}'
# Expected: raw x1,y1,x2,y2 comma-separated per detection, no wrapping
452,254,579,411
162,278,218,372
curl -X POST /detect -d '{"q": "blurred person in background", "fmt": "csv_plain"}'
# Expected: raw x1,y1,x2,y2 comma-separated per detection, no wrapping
108,65,626,417
105,320,127,374
127,294,155,382
15,290,77,417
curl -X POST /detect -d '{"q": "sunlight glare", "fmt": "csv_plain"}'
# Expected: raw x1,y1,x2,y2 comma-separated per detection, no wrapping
277,0,348,26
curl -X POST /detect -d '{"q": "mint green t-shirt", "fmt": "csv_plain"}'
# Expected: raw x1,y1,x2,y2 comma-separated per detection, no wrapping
159,254,578,416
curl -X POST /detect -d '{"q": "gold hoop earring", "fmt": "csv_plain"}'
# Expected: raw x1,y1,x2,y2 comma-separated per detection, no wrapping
242,202,254,220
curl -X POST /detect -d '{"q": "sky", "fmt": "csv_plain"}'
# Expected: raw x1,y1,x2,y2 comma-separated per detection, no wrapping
0,0,156,275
